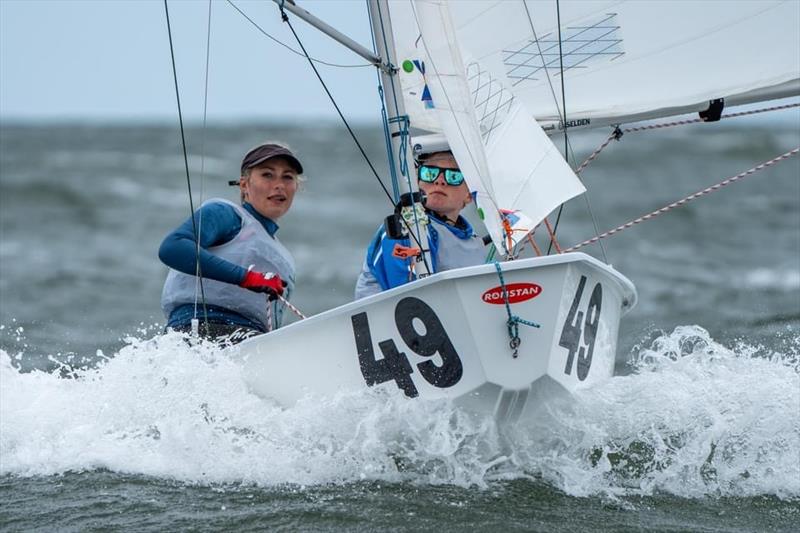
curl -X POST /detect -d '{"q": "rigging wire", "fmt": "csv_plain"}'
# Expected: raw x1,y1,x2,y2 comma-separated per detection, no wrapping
274,2,428,255
163,0,209,325
557,103,800,256
522,0,607,261
372,1,406,128
555,0,568,164
369,0,432,273
521,1,579,166
192,0,215,326
371,0,411,190
276,7,394,203
366,2,401,201
226,0,371,68
546,0,582,257
522,1,562,135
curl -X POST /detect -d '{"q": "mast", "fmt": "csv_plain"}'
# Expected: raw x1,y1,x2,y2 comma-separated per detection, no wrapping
367,0,415,176
269,0,432,274
367,0,432,276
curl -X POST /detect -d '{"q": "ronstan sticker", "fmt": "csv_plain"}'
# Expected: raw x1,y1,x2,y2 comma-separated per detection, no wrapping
481,283,542,305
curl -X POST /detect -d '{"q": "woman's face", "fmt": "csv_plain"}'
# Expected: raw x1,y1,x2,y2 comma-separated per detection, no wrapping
417,152,471,222
239,157,299,220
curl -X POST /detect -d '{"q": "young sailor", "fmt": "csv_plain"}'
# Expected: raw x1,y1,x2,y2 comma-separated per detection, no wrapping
354,148,486,300
159,142,301,343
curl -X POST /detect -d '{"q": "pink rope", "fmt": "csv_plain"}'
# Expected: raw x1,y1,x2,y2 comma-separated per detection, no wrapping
623,102,800,134
574,129,619,175
278,295,307,320
564,147,800,253
574,102,800,175
265,295,307,333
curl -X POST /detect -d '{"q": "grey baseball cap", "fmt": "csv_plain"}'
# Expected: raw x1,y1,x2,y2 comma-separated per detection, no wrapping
240,143,303,175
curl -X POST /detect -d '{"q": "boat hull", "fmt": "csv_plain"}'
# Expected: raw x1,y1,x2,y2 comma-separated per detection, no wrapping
231,253,637,421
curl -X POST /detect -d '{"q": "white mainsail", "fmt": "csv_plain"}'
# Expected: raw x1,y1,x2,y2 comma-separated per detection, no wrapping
398,0,586,252
391,0,800,132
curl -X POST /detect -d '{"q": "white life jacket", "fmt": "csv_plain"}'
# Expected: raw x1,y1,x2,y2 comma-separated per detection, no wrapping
428,217,486,272
161,199,295,330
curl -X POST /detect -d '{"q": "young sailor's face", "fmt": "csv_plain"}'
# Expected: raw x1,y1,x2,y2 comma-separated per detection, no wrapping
417,152,472,222
240,157,299,220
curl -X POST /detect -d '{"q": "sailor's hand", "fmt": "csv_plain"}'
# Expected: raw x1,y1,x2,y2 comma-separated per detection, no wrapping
240,270,287,301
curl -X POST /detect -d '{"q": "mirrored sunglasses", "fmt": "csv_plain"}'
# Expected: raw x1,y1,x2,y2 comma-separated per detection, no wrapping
418,165,465,186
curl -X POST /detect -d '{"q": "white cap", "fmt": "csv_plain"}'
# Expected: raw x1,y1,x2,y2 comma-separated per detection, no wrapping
412,133,449,160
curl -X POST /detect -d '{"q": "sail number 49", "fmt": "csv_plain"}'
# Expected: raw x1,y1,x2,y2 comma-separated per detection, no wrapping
351,297,463,397
559,275,603,381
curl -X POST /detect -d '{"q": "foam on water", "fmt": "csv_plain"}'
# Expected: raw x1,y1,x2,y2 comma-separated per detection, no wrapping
0,331,501,487
506,326,800,499
1,326,797,499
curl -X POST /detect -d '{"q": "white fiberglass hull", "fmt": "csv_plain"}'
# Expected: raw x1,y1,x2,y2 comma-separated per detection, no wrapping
232,252,637,422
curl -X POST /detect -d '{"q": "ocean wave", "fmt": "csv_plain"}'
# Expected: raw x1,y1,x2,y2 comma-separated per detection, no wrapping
0,326,797,500
507,326,799,499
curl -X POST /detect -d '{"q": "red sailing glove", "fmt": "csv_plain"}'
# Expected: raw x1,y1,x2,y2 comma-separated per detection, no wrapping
239,270,287,301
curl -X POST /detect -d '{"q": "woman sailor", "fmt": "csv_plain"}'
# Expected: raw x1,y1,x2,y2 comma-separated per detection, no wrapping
159,142,301,343
354,141,486,299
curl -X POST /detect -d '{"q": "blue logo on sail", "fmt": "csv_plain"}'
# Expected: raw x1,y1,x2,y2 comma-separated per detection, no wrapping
406,59,434,109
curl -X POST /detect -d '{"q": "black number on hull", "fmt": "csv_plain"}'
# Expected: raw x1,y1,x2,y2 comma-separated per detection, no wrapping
351,298,463,395
560,276,586,376
395,297,463,388
352,312,418,397
560,276,603,381
578,283,602,381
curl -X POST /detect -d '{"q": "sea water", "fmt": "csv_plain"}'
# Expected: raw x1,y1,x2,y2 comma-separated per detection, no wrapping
1,119,798,531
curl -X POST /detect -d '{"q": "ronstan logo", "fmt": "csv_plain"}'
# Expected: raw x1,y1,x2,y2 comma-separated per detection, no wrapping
482,283,542,304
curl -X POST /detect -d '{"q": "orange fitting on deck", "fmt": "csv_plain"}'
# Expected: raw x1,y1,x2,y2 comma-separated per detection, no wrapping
392,244,421,259
502,218,514,253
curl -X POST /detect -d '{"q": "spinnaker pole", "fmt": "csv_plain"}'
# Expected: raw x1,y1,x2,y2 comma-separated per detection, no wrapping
269,0,381,66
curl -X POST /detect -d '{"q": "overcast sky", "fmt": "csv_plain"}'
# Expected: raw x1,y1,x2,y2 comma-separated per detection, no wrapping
3,0,798,127
0,0,383,122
